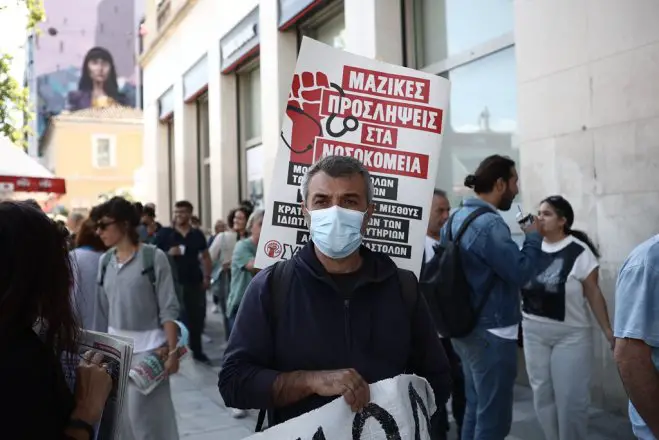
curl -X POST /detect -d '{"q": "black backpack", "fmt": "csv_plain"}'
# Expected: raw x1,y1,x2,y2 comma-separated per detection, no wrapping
254,257,419,432
420,207,495,339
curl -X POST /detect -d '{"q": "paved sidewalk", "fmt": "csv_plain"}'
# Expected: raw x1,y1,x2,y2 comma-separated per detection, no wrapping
172,302,636,440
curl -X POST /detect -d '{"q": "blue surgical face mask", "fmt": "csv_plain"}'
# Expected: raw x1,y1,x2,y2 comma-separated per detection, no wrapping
308,205,366,259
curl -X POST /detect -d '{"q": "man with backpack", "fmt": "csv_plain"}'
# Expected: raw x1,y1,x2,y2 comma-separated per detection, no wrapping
436,155,543,440
219,155,451,432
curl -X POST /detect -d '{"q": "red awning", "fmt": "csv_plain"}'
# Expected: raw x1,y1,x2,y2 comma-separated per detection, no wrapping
0,175,66,194
0,139,66,195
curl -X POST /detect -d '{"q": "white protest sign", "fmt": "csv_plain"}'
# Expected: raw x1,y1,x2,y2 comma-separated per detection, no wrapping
255,37,449,276
244,375,436,440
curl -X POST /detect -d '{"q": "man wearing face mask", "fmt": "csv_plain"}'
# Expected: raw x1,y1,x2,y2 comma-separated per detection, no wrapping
219,155,451,430
441,155,543,440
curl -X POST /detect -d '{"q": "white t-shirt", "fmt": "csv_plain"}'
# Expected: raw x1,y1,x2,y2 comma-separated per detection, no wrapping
522,235,599,328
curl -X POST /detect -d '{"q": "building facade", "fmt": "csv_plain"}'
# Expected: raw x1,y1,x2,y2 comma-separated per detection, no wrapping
40,106,144,212
141,0,659,412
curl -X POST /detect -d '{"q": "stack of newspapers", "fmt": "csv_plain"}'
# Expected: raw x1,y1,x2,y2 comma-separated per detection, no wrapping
62,330,134,440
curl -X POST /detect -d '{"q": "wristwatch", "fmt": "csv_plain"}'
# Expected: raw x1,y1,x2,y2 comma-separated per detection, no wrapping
68,419,95,439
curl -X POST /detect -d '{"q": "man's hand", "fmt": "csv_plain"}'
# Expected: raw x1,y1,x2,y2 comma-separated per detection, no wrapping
222,261,231,271
202,277,211,291
309,369,370,412
521,216,541,235
168,246,182,256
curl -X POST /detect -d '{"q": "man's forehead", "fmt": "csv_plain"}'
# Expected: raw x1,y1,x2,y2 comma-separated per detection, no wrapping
308,171,367,197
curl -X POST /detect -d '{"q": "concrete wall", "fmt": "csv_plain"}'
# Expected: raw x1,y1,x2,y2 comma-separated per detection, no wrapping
516,0,659,412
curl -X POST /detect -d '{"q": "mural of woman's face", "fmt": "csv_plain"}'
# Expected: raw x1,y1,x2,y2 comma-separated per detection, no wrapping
88,58,111,84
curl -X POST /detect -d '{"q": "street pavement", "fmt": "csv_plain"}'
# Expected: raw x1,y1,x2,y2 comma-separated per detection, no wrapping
172,301,636,440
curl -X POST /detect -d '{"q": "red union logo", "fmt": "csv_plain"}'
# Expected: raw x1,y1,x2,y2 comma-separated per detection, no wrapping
264,240,283,258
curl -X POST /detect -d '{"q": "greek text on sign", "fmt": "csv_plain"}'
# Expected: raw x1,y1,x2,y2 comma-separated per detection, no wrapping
314,138,429,179
320,90,443,134
255,37,449,276
243,375,436,440
342,66,431,103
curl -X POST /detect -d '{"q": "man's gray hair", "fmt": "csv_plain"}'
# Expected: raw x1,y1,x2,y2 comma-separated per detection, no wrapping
246,209,265,231
299,156,374,204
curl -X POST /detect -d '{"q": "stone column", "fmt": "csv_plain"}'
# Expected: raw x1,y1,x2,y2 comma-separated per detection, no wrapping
208,43,240,221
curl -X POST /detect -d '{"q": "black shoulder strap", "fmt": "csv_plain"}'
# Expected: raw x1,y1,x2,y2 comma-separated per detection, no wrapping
269,259,295,327
397,268,418,318
256,259,295,432
451,207,494,243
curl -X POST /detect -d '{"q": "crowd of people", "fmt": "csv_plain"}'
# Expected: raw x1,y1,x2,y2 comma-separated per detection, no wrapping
0,153,656,440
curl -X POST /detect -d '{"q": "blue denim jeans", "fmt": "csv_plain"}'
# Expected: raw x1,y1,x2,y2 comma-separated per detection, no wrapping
452,328,518,440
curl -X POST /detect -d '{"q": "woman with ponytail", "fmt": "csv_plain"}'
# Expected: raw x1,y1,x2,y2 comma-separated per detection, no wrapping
521,195,613,440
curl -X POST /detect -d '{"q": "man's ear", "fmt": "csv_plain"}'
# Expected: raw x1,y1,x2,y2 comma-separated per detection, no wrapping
300,202,310,227
361,203,375,233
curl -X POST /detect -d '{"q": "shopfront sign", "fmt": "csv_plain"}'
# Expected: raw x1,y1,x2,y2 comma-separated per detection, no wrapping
278,0,322,29
183,54,209,102
254,37,450,276
220,7,259,73
158,86,175,119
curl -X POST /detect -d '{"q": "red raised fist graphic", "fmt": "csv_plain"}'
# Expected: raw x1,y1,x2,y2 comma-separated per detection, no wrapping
285,71,330,165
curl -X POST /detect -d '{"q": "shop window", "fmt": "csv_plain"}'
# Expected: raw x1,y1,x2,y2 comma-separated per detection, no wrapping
405,0,519,238
92,135,116,168
166,120,176,206
299,2,346,50
238,63,264,209
246,145,264,209
197,95,212,228
411,0,514,68
435,47,522,239
244,67,262,141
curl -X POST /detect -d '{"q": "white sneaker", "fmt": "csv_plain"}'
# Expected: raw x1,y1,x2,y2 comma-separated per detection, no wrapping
211,305,220,313
202,333,212,343
231,408,247,418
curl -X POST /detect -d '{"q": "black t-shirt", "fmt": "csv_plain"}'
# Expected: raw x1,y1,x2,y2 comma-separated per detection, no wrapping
0,328,74,439
156,227,208,285
329,270,363,300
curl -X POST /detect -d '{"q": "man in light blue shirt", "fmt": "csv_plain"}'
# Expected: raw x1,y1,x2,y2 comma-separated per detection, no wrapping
614,235,659,439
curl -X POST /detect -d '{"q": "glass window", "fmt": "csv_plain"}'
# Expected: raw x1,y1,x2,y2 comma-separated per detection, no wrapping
167,121,176,205
434,47,521,234
244,67,262,140
246,144,264,209
94,138,111,167
197,97,211,228
310,13,346,49
202,163,212,226
413,0,514,67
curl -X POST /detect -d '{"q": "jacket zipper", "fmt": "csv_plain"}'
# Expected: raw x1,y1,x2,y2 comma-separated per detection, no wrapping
344,299,351,352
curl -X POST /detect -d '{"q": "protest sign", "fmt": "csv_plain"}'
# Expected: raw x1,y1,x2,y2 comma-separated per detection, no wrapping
255,37,450,275
244,374,436,440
